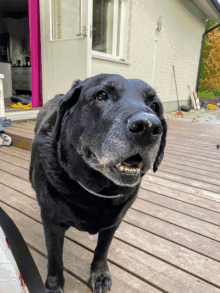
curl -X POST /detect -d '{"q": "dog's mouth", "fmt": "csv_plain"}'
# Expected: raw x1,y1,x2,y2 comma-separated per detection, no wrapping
108,154,143,175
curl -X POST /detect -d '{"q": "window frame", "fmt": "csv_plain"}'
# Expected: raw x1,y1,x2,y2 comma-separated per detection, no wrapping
92,0,129,61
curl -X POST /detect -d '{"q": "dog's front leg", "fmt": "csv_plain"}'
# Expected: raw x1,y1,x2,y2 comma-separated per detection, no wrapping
89,222,121,293
41,211,69,293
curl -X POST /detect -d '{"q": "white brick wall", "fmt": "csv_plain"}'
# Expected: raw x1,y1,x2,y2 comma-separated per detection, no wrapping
91,0,206,111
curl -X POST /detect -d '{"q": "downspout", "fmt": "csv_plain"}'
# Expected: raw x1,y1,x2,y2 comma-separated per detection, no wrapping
196,23,220,92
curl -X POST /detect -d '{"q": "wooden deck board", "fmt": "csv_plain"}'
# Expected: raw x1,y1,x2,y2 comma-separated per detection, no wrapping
147,169,220,193
159,162,220,181
132,198,220,241
143,174,220,202
165,144,220,159
137,189,220,225
0,159,29,180
163,155,220,173
164,150,220,165
0,201,162,293
29,249,92,293
1,189,220,292
141,181,220,213
0,147,31,160
0,119,220,292
125,208,220,262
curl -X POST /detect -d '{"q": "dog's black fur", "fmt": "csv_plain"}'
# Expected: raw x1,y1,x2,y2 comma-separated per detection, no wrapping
30,74,167,293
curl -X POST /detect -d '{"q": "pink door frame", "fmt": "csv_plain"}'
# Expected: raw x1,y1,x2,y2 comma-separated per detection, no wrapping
28,0,43,108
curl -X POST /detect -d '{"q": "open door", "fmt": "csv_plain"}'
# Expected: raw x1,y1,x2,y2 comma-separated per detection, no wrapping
40,0,92,104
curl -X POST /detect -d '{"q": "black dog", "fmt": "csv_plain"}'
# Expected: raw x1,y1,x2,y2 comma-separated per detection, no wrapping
30,74,167,293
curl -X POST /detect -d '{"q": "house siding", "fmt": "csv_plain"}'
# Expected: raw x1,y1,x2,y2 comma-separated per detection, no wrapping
91,0,206,112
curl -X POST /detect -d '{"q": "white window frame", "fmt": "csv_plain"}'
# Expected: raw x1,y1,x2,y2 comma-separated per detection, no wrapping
92,0,129,61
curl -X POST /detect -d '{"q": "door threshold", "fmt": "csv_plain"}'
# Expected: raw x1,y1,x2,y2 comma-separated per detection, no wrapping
5,109,40,121
5,107,41,113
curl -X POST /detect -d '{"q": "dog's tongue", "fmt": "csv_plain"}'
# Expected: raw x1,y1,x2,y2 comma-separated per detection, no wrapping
130,161,139,166
123,160,143,168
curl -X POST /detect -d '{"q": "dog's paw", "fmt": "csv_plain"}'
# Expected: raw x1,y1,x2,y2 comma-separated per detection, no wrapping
45,275,64,293
46,289,63,293
89,271,112,293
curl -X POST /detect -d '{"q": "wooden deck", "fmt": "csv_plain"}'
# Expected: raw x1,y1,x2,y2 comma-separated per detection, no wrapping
1,119,220,292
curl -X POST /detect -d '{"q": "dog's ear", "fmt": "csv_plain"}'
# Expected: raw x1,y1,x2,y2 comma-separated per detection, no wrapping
53,80,82,140
153,117,167,172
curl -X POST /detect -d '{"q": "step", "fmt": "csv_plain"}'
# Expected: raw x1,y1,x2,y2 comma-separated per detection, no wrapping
4,120,36,152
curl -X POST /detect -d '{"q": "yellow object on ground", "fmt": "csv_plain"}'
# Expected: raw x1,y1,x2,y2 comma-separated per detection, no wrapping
208,104,216,110
11,102,32,109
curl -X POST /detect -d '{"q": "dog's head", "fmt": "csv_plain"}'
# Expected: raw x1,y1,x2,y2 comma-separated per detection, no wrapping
54,74,167,191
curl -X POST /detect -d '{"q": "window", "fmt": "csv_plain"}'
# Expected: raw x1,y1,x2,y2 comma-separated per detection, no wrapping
92,0,128,60
50,0,81,40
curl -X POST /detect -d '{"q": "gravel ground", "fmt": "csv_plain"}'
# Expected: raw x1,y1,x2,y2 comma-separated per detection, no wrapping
164,107,220,125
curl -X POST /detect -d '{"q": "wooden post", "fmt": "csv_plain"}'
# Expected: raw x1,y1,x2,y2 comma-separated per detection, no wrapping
0,74,5,118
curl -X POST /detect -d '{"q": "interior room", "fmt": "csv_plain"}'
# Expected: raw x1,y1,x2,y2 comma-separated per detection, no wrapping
0,0,32,112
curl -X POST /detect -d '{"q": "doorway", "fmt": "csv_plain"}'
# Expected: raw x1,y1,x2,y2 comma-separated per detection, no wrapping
0,0,42,113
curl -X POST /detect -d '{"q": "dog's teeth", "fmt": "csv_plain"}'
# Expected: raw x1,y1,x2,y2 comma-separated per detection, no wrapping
114,162,141,173
118,165,124,171
115,162,121,167
124,166,133,172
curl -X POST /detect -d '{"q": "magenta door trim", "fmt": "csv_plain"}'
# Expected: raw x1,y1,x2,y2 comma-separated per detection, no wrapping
28,0,43,108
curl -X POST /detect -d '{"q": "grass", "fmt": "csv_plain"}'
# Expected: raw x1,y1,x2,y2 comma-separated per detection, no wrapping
198,89,220,98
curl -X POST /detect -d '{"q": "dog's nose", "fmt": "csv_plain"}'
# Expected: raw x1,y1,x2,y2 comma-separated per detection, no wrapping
127,112,162,140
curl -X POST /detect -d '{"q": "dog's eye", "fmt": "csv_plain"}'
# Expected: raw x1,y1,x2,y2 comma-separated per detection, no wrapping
150,102,159,112
96,91,108,101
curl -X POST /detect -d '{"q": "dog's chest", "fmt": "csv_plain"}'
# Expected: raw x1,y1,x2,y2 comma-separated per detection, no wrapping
44,197,124,235
68,203,122,234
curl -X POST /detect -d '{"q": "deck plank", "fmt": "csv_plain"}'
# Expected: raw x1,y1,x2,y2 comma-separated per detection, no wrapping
0,146,31,160
0,169,35,197
0,119,220,292
141,181,220,213
1,182,220,263
0,152,30,168
29,249,92,293
160,160,220,180
5,128,35,140
158,165,220,185
137,188,220,225
1,190,220,293
0,202,168,293
165,144,220,159
142,174,220,202
7,125,34,133
125,208,220,262
164,149,220,165
167,131,219,141
163,154,220,173
147,169,220,193
0,159,29,180
132,198,220,241
167,137,219,150
8,124,36,131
